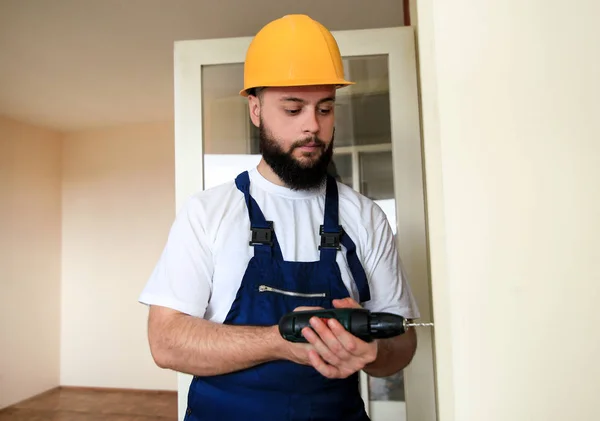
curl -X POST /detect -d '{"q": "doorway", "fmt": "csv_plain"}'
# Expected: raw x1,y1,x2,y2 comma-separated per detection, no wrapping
173,26,436,421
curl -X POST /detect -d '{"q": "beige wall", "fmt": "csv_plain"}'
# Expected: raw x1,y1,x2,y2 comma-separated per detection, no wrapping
60,122,177,390
415,1,600,420
1,118,179,407
0,116,62,408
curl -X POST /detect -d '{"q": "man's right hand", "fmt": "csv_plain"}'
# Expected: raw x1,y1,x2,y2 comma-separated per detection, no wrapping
279,302,377,380
277,305,325,365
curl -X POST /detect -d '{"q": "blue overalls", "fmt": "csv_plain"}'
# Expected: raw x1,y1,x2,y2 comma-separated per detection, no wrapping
184,171,372,421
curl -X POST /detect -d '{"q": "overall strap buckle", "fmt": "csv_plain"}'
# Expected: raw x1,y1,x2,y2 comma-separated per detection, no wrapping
250,221,274,246
319,225,343,250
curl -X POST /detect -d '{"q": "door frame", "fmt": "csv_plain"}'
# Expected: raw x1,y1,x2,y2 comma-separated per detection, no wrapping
173,26,436,421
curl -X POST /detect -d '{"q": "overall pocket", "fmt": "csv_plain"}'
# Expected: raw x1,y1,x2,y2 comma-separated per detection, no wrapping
258,284,327,298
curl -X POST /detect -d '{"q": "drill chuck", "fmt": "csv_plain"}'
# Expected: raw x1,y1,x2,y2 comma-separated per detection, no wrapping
278,308,415,343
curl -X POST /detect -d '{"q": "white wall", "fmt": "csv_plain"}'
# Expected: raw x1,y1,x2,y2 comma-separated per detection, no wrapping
415,1,600,420
0,116,62,409
60,122,177,390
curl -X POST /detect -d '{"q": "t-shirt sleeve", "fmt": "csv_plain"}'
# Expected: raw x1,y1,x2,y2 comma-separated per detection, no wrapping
138,197,213,318
361,207,421,319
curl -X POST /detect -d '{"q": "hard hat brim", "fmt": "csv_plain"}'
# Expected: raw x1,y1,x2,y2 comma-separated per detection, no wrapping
239,80,355,97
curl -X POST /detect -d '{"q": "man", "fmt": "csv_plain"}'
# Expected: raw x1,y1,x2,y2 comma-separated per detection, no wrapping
139,14,420,421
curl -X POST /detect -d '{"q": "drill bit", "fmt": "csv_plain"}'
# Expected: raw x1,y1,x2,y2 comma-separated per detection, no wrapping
403,320,435,329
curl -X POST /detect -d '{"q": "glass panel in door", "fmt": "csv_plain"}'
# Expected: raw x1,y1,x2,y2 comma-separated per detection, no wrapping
201,62,262,187
201,54,406,421
330,55,407,421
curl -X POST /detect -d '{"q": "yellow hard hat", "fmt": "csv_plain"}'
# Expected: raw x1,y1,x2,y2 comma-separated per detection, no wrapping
240,14,354,96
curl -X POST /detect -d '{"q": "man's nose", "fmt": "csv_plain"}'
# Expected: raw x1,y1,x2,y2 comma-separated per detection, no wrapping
302,109,320,134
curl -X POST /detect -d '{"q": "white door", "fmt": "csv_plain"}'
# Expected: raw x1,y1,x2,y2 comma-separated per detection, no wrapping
173,26,436,421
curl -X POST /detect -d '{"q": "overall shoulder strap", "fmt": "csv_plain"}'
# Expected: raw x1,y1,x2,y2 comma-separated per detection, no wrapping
235,171,283,260
320,175,371,302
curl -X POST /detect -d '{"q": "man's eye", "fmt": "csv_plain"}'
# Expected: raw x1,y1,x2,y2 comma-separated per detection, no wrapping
318,108,332,115
285,109,301,115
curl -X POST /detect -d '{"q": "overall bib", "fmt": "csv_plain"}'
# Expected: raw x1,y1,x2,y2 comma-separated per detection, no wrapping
184,171,372,421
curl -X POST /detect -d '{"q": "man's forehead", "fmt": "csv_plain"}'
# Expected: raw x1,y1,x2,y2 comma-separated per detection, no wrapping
266,85,336,102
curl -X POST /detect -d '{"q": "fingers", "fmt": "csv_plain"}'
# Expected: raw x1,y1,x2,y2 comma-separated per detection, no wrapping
309,317,360,357
297,297,359,312
298,312,378,379
307,349,340,378
302,322,367,379
290,298,375,379
332,297,361,309
293,305,324,312
302,322,350,367
325,317,360,354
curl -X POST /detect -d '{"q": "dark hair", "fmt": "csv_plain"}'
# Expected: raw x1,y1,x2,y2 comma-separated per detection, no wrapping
246,87,265,99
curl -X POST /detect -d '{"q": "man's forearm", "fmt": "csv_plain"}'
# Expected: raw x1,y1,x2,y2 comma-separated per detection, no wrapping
363,328,417,377
148,306,287,376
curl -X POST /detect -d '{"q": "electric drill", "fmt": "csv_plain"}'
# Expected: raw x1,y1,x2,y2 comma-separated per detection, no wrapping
278,308,434,343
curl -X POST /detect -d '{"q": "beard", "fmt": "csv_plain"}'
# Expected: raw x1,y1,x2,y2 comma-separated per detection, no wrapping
258,119,334,191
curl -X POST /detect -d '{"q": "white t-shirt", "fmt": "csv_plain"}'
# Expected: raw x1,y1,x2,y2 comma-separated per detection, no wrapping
139,167,420,323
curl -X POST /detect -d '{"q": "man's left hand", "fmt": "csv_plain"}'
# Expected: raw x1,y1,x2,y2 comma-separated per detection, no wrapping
299,297,378,379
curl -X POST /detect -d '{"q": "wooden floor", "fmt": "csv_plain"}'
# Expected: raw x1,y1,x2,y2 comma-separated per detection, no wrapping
0,387,178,420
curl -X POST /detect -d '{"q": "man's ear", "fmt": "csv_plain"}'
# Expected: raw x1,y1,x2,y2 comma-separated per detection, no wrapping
248,95,261,127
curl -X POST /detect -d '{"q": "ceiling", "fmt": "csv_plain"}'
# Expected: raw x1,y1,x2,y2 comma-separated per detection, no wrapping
0,0,404,132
